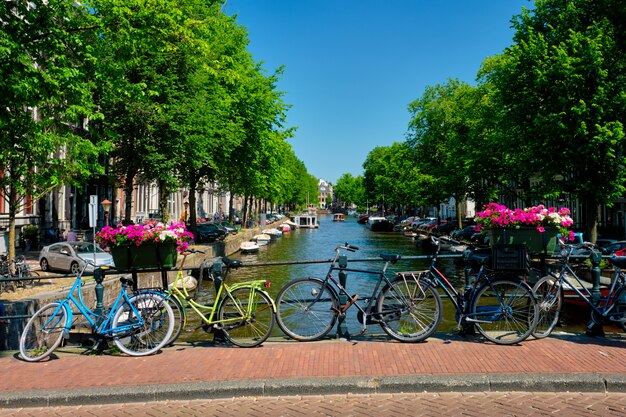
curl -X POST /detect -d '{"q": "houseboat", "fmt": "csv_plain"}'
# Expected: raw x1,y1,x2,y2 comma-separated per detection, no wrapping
332,213,345,222
291,212,319,229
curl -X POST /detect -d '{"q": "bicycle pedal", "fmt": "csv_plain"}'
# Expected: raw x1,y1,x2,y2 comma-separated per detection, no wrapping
360,326,367,334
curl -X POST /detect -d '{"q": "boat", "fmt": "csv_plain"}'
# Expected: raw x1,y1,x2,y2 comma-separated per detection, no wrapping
357,213,369,224
280,219,298,230
239,241,260,254
366,216,394,232
332,213,345,222
252,234,271,245
280,224,291,232
263,228,283,239
291,212,319,229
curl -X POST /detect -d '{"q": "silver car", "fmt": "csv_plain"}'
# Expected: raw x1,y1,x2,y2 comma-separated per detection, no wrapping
39,241,115,275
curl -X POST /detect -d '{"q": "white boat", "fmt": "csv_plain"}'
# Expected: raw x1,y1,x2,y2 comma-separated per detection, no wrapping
240,241,260,254
291,212,319,229
280,220,299,230
333,213,345,222
252,234,271,245
263,228,283,239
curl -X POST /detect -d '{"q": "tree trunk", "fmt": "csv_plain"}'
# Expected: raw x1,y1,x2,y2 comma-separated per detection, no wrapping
584,200,599,243
242,195,249,228
228,193,234,222
7,184,17,272
456,197,463,229
158,179,170,223
189,180,197,237
123,168,136,222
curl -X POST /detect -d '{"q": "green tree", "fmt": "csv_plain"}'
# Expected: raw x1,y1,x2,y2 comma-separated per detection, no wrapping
479,0,626,241
0,0,105,262
334,174,366,210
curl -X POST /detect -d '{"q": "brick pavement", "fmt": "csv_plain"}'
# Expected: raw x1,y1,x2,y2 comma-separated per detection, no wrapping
1,330,626,408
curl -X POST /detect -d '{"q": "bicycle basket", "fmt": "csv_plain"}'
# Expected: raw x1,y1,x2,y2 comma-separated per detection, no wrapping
491,244,529,272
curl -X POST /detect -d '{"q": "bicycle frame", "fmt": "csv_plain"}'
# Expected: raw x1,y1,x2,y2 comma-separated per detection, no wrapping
549,248,626,320
423,239,531,325
168,258,274,328
42,276,145,338
309,247,402,327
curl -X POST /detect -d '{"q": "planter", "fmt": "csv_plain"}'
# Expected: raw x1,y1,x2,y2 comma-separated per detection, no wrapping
111,243,178,270
488,227,558,254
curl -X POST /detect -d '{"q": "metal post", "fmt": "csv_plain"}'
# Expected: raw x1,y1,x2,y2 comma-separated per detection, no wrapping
336,254,350,340
586,249,604,336
211,262,226,342
460,264,476,335
94,267,105,318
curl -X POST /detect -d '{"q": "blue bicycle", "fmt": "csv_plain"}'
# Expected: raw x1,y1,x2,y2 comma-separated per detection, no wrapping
19,260,174,361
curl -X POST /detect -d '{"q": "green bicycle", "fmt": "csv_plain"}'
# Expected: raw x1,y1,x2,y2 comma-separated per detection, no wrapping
160,249,276,348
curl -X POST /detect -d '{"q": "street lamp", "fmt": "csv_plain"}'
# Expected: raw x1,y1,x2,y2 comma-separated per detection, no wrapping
101,199,112,227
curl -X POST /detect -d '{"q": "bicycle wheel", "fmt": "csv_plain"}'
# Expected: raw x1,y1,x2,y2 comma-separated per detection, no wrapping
532,275,562,338
112,293,174,356
165,295,186,346
275,278,339,341
218,287,275,347
19,302,68,362
471,279,537,345
377,276,442,342
612,286,626,333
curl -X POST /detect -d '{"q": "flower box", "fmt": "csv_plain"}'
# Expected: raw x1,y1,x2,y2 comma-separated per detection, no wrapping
111,243,178,270
489,227,559,254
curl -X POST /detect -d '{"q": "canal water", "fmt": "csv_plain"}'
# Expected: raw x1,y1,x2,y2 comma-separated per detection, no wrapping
181,214,613,342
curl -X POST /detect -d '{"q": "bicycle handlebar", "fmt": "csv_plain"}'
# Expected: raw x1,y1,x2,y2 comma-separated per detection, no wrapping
337,242,359,252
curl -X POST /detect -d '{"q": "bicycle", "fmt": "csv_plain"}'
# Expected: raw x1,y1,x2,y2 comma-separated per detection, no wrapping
154,249,276,348
19,260,175,362
0,254,37,293
532,241,626,338
275,242,441,342
407,236,538,345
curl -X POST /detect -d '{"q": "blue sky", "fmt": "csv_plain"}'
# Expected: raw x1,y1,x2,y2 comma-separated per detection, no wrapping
223,1,533,184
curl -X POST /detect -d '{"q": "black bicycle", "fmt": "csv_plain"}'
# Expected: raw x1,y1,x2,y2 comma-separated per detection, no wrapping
275,242,441,342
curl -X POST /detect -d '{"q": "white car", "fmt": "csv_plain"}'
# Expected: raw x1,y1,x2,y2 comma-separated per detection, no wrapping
39,241,115,275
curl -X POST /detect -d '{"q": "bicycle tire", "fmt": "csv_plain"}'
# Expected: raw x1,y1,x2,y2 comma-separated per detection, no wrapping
275,278,339,341
471,279,537,345
218,287,275,347
612,285,626,333
112,293,174,356
19,302,68,362
532,275,562,338
377,276,442,342
165,294,186,346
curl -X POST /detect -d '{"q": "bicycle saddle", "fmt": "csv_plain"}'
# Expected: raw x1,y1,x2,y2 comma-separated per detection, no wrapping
222,257,242,268
119,276,135,286
380,254,401,263
610,256,626,268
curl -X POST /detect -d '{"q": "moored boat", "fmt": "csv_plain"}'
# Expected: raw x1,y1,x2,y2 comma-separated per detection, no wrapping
252,234,271,245
366,216,394,232
263,228,283,239
240,241,260,254
291,212,319,229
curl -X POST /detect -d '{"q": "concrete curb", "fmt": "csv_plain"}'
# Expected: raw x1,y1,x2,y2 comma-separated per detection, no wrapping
2,374,626,408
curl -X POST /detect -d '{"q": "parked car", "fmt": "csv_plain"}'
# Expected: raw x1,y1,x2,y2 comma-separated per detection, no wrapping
39,241,114,275
432,221,455,235
451,226,478,241
220,221,238,234
195,223,228,243
596,238,618,250
601,240,626,255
